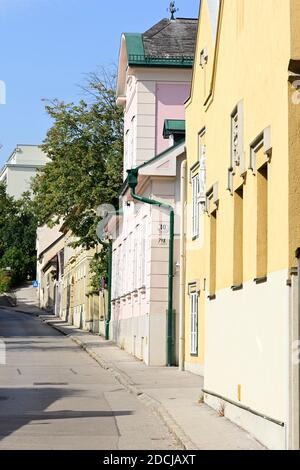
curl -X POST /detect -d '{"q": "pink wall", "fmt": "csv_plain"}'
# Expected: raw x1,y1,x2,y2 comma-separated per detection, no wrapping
155,83,190,155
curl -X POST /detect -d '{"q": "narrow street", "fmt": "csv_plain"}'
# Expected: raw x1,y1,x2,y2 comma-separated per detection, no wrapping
0,308,178,450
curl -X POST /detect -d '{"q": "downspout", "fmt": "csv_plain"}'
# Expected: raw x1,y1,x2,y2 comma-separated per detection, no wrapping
127,168,175,367
179,159,187,371
295,248,300,449
105,242,112,341
99,240,112,341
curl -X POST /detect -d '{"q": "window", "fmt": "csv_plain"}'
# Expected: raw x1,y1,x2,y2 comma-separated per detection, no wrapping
124,130,129,174
116,247,121,298
112,250,116,299
190,292,198,355
200,48,208,68
230,102,244,171
192,175,200,239
138,221,147,288
133,227,139,290
123,238,128,294
233,186,244,288
130,116,136,169
198,129,206,201
256,164,268,281
128,233,133,293
122,243,127,295
231,107,240,166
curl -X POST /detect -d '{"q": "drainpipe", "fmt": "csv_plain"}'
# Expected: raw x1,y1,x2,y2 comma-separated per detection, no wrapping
105,242,112,340
99,240,112,340
127,168,175,367
179,160,187,371
295,248,300,449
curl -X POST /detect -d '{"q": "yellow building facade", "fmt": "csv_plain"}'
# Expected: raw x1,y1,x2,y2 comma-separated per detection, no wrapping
61,233,106,334
185,0,300,450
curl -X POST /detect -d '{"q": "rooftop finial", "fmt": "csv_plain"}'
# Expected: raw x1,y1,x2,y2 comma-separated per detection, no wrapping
169,1,178,20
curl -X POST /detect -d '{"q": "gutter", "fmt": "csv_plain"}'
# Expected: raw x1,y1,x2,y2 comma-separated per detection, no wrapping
127,167,175,367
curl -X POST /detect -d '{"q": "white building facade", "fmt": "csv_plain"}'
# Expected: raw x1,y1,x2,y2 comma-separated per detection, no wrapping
0,144,48,199
106,17,198,366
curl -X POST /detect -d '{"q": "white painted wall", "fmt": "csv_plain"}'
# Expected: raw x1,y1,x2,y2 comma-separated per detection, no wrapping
0,145,48,199
204,270,289,449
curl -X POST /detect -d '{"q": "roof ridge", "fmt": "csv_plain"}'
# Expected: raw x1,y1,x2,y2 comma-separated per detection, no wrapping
143,19,170,39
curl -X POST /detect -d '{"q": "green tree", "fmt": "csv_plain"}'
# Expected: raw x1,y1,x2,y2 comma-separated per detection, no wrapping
32,71,124,250
0,183,38,288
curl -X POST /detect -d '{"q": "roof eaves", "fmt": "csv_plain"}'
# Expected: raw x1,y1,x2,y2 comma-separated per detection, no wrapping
127,56,194,68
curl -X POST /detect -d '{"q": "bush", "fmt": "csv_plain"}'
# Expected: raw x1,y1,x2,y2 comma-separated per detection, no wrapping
0,247,33,287
0,270,11,294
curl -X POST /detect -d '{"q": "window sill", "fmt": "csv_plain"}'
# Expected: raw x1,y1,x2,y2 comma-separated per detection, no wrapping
231,284,243,291
254,277,267,285
190,352,199,358
192,235,199,241
207,294,216,301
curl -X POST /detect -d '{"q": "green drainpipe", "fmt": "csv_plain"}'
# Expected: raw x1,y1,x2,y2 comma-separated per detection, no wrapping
99,240,112,341
127,168,175,367
105,241,112,341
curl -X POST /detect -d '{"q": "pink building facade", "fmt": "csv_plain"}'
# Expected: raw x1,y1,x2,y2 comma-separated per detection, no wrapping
108,18,197,366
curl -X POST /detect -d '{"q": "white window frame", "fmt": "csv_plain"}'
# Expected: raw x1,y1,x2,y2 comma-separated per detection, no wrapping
130,115,136,170
231,107,240,167
190,292,198,356
133,225,139,290
198,128,206,201
230,101,244,172
140,219,147,287
192,175,200,239
124,129,129,173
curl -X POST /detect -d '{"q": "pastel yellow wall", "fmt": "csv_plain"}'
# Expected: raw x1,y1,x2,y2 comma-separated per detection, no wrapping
184,0,215,371
205,0,290,293
185,0,298,445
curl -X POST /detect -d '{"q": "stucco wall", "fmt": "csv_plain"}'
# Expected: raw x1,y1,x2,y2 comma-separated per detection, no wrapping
185,0,293,448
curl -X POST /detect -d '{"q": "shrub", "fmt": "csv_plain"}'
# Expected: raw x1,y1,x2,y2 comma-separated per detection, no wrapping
0,270,11,294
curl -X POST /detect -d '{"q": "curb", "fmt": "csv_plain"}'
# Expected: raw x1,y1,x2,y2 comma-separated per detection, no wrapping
43,318,197,451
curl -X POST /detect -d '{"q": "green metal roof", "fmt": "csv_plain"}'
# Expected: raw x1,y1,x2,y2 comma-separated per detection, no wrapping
124,33,145,61
124,33,194,69
163,120,186,138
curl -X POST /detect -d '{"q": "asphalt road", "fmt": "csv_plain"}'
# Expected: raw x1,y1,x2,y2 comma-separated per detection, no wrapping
0,308,178,450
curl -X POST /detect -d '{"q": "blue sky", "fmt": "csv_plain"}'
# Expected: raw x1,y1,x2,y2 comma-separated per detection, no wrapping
0,0,199,166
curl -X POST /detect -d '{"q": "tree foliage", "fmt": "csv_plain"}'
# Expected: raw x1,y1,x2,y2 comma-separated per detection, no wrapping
0,184,38,288
32,71,124,250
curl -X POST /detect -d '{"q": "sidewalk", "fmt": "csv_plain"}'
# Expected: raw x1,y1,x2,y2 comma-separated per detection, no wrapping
6,284,48,316
42,316,264,450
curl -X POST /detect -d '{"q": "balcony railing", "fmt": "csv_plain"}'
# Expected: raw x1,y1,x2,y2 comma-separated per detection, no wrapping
128,54,194,67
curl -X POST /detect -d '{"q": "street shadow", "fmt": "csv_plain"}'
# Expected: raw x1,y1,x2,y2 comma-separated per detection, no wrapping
0,310,63,338
0,386,133,442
